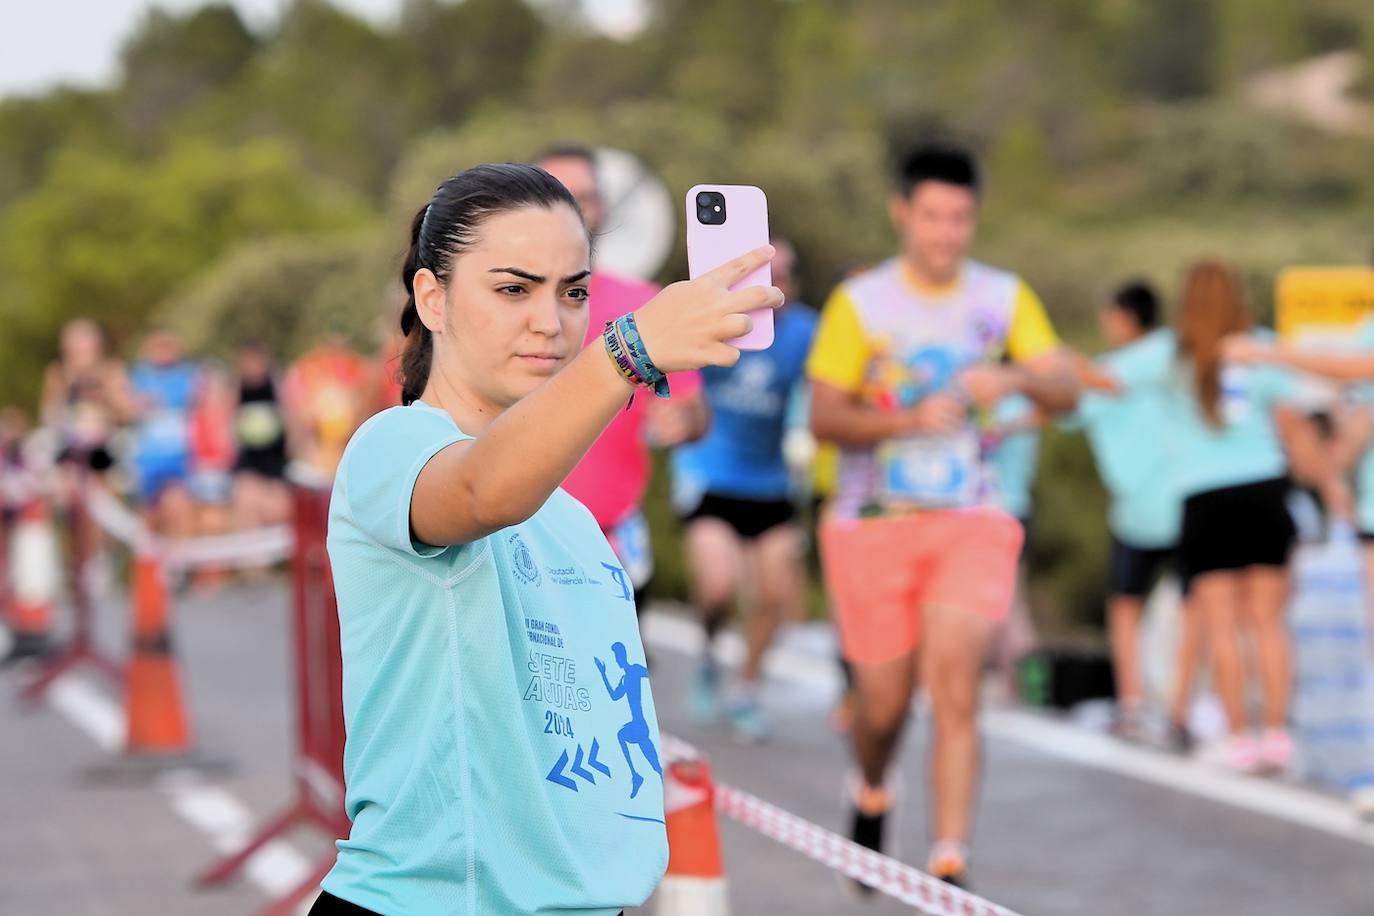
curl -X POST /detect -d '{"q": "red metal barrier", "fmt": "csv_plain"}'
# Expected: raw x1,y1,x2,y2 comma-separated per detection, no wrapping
19,473,123,701
196,484,348,915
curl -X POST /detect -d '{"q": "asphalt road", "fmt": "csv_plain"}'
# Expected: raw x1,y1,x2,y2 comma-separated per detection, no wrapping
4,580,1372,915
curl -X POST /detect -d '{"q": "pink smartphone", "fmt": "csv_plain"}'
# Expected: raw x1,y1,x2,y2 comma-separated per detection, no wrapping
685,183,774,350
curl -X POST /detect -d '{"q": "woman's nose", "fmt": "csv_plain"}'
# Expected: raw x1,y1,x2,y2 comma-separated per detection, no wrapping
529,294,562,335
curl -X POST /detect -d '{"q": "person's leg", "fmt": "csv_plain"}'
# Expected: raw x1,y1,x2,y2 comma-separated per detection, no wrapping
1169,588,1203,747
683,514,743,721
264,478,292,527
817,513,922,870
1191,570,1249,737
1242,564,1292,731
741,521,804,685
850,652,920,788
921,600,996,849
233,472,262,531
158,479,196,542
1107,595,1145,709
918,509,1022,879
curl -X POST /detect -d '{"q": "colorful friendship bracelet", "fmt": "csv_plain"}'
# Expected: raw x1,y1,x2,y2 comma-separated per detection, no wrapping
602,320,640,387
615,313,671,399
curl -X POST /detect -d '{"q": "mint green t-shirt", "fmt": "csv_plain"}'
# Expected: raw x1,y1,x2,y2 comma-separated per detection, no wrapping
1074,329,1182,549
1166,330,1296,498
322,403,668,915
988,394,1041,522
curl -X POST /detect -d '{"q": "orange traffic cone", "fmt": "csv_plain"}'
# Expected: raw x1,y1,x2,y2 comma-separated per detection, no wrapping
656,758,729,915
123,551,191,756
4,497,59,664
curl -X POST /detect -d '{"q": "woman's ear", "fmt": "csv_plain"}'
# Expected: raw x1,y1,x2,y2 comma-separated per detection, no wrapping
413,268,446,335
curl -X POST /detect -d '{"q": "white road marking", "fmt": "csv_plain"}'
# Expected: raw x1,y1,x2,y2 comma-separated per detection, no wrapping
45,673,315,901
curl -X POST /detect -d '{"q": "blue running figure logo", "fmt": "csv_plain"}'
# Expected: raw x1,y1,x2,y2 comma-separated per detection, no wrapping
601,562,632,601
595,641,661,799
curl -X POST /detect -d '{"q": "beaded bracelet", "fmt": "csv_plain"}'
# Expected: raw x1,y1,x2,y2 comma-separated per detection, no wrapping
616,314,670,399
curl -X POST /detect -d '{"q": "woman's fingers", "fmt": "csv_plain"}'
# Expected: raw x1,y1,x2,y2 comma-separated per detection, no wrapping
705,342,742,368
701,245,775,289
720,313,754,340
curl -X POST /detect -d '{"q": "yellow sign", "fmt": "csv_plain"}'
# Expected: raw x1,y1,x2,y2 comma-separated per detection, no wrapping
1276,267,1374,342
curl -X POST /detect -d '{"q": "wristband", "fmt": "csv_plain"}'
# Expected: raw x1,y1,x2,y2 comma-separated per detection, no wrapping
615,314,671,399
602,320,640,385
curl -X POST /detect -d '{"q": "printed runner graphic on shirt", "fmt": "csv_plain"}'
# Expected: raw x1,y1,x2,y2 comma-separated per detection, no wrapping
596,642,662,800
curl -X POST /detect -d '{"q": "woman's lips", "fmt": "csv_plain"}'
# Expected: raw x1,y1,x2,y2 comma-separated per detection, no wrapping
517,354,563,371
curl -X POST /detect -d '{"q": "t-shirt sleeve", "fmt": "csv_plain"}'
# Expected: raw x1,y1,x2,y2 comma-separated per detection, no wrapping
1104,335,1172,391
341,407,468,557
1005,280,1059,364
1253,364,1299,407
806,287,871,394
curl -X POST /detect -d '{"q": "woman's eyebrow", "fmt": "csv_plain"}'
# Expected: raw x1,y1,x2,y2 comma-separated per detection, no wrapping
490,267,545,283
488,268,592,285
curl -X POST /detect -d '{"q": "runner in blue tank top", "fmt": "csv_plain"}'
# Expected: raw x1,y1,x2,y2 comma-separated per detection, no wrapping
312,163,784,916
672,238,817,741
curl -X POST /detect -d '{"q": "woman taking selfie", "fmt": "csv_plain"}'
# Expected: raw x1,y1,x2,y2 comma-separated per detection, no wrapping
312,163,781,915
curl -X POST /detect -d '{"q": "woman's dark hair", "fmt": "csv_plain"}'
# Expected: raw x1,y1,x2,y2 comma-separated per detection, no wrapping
398,163,583,406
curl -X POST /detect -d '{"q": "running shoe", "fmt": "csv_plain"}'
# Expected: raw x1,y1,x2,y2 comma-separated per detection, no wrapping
728,697,770,743
845,779,892,898
1221,734,1261,774
927,839,969,889
1166,719,1195,756
1257,728,1294,775
687,659,720,725
1110,706,1146,744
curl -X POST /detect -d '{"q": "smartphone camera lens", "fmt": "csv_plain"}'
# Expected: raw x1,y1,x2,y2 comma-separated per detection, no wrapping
695,191,727,225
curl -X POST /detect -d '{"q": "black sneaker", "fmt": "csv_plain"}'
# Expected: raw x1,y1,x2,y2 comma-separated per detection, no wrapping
1167,719,1195,755
848,803,886,897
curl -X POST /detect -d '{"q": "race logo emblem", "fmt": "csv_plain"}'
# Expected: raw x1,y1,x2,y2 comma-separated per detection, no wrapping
508,532,541,586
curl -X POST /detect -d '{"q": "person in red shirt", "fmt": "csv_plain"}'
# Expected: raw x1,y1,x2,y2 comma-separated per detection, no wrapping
283,332,374,481
537,145,709,608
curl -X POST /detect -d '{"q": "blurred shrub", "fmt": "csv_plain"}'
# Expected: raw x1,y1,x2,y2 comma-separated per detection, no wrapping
0,139,369,407
154,232,392,361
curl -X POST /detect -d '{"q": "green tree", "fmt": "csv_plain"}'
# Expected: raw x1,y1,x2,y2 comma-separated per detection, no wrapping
116,3,259,146
221,0,428,196
0,90,123,210
400,0,546,123
0,140,370,406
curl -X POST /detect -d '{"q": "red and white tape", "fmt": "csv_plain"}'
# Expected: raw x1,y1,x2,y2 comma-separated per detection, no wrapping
85,486,293,570
661,734,1022,916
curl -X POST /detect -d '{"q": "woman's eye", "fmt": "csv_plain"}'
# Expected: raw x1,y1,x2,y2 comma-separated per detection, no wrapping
498,285,526,296
566,287,589,301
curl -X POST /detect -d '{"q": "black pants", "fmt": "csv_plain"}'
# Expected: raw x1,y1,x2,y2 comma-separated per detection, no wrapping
310,890,623,915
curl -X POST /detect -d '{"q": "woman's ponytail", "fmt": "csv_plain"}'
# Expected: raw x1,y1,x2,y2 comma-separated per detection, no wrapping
398,204,433,407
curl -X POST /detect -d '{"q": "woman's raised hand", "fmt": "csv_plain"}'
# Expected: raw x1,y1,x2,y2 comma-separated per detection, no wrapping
632,245,784,373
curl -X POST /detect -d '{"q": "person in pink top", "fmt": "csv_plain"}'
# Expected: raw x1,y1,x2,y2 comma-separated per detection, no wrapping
537,145,708,606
